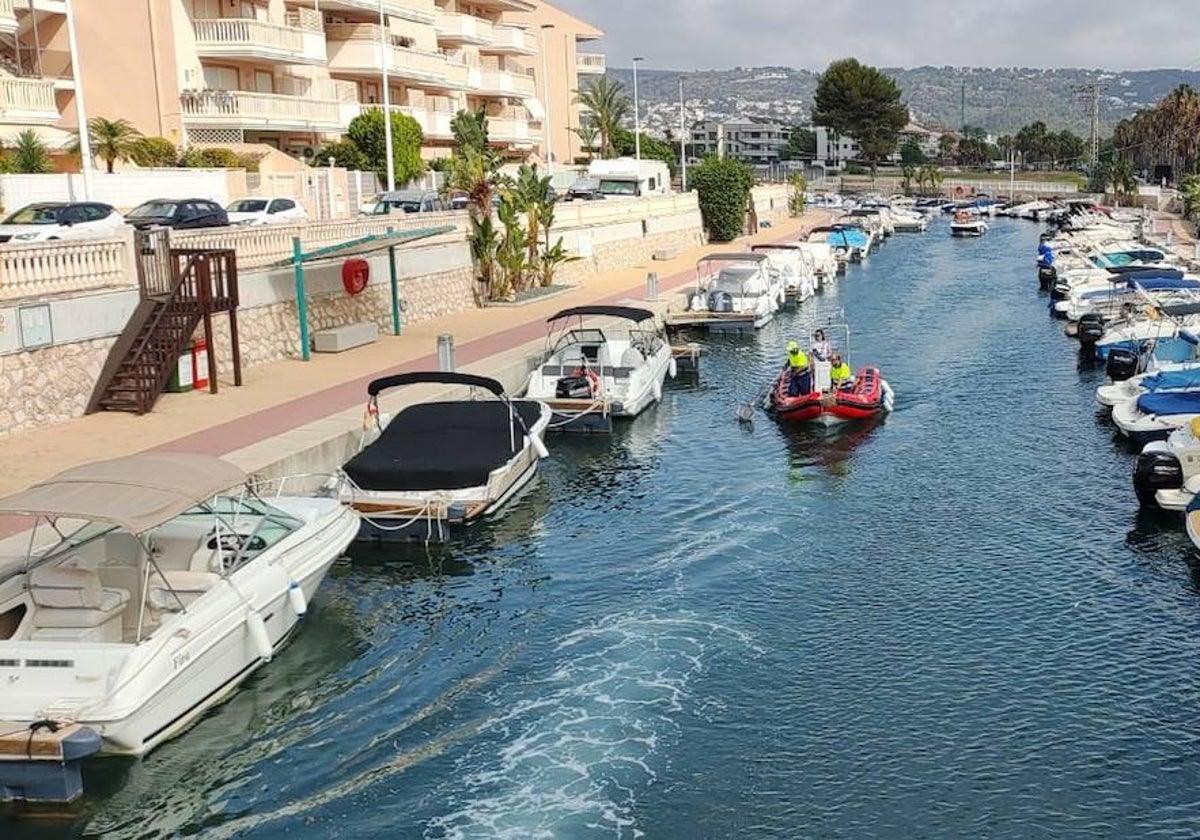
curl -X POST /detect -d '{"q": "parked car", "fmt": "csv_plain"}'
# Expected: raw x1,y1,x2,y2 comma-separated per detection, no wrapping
126,198,229,230
0,202,125,244
562,178,604,202
363,190,446,215
226,197,308,226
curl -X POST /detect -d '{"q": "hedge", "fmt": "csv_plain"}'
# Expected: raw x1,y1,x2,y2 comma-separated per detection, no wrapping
691,157,753,242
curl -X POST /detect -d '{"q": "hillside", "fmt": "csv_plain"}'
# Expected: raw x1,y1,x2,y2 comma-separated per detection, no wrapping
607,65,1200,137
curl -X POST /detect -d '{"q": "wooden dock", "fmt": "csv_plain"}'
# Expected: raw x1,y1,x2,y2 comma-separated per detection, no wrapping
665,311,758,333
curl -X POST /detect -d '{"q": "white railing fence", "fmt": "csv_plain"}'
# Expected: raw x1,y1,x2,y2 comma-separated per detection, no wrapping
0,235,135,302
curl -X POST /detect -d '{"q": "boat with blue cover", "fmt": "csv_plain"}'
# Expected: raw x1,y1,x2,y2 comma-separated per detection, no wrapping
1112,388,1200,443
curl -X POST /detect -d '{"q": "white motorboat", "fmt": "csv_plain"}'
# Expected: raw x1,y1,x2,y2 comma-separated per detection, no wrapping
795,242,839,284
342,372,551,539
681,252,778,330
1134,418,1200,509
1111,387,1200,444
0,452,359,756
1097,360,1200,409
949,210,988,237
751,243,817,306
525,305,675,431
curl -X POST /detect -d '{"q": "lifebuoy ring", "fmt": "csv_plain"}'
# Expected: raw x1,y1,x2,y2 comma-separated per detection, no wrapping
342,258,370,295
572,365,600,396
954,186,965,198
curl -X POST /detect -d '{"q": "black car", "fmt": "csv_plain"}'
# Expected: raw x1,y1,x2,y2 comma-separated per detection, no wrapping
126,198,229,230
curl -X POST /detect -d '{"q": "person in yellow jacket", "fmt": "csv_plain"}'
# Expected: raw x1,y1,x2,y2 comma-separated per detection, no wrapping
829,353,854,389
785,341,811,396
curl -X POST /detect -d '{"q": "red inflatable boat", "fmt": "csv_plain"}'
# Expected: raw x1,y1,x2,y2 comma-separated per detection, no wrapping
769,365,893,424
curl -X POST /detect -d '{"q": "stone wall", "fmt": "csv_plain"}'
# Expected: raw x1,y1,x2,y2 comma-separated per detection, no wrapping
555,226,707,286
0,337,115,437
203,265,475,377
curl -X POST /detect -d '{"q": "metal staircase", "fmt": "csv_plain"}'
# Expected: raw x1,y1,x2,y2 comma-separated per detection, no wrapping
87,242,241,415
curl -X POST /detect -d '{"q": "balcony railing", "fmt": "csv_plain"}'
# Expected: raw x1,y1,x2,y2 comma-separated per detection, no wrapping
577,52,606,74
0,76,60,124
352,103,454,140
488,25,535,54
192,17,326,64
0,0,16,34
319,0,436,25
469,66,535,98
434,12,494,44
326,24,468,89
488,109,535,144
180,90,343,131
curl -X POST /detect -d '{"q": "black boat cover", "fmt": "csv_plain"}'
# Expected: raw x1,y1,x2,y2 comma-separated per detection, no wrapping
547,305,655,323
344,400,544,491
368,371,504,397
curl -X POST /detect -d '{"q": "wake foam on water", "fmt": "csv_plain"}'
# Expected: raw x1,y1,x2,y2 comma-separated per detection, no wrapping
425,611,754,839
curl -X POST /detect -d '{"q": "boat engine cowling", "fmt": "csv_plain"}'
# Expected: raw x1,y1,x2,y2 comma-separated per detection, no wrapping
555,374,594,399
1133,449,1183,507
708,291,734,313
1038,264,1057,291
1106,348,1140,382
1077,313,1105,345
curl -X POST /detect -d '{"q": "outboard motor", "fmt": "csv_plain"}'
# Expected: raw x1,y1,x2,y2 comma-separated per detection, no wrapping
1133,448,1183,507
1105,348,1140,382
555,373,594,399
708,291,734,313
1050,280,1070,303
1037,264,1057,291
1077,313,1105,346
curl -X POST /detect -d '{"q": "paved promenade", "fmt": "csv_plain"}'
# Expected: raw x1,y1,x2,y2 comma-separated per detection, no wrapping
0,211,832,540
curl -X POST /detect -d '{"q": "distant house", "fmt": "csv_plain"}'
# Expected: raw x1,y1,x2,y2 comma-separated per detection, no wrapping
895,121,943,160
814,126,860,170
689,118,788,165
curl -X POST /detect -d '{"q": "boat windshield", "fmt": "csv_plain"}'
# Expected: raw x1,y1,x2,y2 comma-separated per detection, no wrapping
551,328,606,359
709,266,760,294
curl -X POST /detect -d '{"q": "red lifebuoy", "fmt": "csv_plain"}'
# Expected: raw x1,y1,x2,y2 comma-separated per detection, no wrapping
954,186,965,198
342,258,370,295
572,365,600,396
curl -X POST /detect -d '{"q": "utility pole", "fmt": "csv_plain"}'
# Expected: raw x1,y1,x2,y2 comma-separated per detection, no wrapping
678,77,687,192
960,78,966,133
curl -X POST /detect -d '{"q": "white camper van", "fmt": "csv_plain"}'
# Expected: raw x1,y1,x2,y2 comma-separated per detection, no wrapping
587,157,671,199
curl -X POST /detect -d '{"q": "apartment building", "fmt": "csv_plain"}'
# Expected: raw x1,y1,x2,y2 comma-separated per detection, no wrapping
814,125,860,169
689,119,787,165
0,0,602,166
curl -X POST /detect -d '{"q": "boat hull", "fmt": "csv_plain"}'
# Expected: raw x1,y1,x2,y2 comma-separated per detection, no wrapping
769,367,892,424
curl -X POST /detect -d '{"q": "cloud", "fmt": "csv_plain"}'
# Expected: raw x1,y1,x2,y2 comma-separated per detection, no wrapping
550,0,1200,72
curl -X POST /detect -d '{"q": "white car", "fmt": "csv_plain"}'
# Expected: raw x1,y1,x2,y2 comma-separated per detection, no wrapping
226,197,307,226
0,202,125,244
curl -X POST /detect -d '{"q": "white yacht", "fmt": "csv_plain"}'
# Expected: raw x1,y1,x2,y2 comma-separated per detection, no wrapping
525,306,675,431
751,243,817,306
0,452,359,756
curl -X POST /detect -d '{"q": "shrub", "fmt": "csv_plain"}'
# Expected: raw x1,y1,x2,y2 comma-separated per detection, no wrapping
312,139,368,171
178,146,242,169
129,136,178,168
346,108,425,185
11,130,51,174
691,156,753,242
788,172,807,216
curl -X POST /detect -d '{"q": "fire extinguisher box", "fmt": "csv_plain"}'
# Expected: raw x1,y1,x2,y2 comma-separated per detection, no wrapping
192,340,210,390
166,351,193,393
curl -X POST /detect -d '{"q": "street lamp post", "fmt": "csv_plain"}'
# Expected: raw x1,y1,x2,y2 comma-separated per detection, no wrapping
678,77,686,191
540,24,555,175
379,0,395,191
64,0,93,199
632,56,644,162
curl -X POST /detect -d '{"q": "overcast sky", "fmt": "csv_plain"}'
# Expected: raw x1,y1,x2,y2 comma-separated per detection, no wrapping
552,0,1200,72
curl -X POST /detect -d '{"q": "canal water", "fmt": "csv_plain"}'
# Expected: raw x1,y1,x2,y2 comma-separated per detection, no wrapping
18,218,1200,838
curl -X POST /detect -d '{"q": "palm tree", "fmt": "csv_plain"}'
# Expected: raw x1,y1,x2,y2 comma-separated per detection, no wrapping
574,77,629,158
87,117,142,173
572,116,600,161
1106,157,1138,206
11,129,51,173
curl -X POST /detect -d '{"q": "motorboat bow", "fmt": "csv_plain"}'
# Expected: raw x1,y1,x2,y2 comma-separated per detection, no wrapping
949,210,988,237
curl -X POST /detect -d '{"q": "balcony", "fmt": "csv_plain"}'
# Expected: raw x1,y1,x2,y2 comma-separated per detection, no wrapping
577,52,606,75
0,76,60,125
352,103,453,140
192,14,326,65
0,0,16,36
326,24,468,90
434,12,494,45
488,109,536,146
319,0,436,25
468,65,535,98
180,89,343,132
486,25,535,55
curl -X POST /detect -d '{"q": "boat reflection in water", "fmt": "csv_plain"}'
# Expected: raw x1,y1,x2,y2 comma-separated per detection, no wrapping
775,414,886,483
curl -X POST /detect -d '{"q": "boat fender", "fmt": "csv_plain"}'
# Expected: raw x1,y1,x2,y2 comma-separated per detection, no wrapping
527,432,550,459
653,379,663,403
246,610,273,662
287,580,307,618
669,357,678,379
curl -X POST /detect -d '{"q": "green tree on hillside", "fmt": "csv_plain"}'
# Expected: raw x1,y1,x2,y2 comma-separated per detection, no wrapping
812,58,909,173
612,126,677,174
